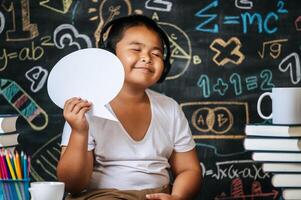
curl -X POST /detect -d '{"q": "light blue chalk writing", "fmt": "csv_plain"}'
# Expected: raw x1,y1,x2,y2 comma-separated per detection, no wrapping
197,75,211,98
260,69,275,90
223,16,240,24
241,12,262,33
196,69,274,97
277,0,288,14
245,76,258,90
213,78,228,96
241,12,279,34
264,12,279,34
195,0,219,33
229,73,242,96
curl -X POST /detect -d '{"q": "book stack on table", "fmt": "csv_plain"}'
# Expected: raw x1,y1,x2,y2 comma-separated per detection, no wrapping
0,114,19,151
244,124,301,200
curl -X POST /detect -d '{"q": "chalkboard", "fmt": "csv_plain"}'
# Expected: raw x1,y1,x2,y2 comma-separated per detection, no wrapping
1,0,301,199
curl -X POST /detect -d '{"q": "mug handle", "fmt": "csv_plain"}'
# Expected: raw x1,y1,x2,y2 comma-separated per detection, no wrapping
257,92,272,119
28,188,34,200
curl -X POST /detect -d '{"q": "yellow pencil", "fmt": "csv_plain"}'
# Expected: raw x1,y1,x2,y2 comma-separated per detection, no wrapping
5,150,22,200
5,151,16,179
13,152,22,179
15,152,22,179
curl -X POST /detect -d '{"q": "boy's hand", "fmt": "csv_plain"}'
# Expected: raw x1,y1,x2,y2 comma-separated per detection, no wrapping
63,97,92,133
146,193,183,200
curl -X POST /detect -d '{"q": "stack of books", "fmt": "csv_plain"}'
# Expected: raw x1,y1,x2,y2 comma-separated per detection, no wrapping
0,114,19,151
244,124,301,200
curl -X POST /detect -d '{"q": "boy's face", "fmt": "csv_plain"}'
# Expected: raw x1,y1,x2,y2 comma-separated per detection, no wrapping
115,25,165,89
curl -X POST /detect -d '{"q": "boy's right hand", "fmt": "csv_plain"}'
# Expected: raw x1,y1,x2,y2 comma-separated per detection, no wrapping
63,97,92,133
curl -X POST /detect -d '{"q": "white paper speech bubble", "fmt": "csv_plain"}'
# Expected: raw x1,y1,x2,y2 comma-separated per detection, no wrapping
47,48,124,121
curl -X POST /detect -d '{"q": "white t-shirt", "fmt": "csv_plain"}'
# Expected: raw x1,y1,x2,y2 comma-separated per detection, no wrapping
61,89,195,190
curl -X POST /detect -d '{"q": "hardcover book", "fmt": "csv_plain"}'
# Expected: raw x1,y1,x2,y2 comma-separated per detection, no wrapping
244,138,301,152
245,124,301,137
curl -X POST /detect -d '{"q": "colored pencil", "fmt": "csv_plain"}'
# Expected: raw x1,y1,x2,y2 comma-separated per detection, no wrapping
0,150,8,179
0,149,30,200
14,151,26,198
14,152,22,179
5,151,16,180
23,154,27,179
20,151,24,177
0,151,6,179
0,149,31,199
27,155,31,178
0,150,10,199
0,150,12,199
2,150,23,199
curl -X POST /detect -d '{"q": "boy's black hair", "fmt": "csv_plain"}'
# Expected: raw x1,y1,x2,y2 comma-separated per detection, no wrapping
99,15,171,83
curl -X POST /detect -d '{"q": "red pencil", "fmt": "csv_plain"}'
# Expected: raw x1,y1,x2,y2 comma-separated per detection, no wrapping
0,150,8,179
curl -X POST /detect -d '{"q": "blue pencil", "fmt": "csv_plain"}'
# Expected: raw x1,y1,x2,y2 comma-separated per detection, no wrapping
20,151,24,178
23,154,27,179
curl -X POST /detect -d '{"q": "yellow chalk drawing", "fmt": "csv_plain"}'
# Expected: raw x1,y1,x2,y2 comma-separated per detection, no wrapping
31,134,61,181
90,0,132,47
181,101,249,139
192,107,233,134
193,55,202,65
2,0,38,41
258,39,288,59
158,22,192,80
40,36,55,47
1,41,46,71
40,0,73,14
210,37,245,66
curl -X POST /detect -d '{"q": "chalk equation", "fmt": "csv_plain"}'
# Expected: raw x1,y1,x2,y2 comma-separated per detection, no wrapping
195,0,288,34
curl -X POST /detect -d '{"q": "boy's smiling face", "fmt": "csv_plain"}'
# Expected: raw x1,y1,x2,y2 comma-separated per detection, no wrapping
115,25,165,89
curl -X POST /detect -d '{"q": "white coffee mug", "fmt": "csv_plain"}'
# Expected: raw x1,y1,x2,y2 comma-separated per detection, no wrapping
29,181,65,200
257,87,301,124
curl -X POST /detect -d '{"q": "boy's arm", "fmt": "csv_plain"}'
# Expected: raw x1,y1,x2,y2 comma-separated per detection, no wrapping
57,134,94,194
169,148,202,200
57,98,94,194
57,135,94,194
146,148,202,200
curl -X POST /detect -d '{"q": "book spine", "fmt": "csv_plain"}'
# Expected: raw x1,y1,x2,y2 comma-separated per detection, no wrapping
272,174,301,187
263,163,301,172
283,189,301,200
244,138,301,151
252,153,301,162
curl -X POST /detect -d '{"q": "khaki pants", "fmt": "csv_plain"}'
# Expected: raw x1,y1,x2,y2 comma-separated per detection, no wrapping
66,184,171,200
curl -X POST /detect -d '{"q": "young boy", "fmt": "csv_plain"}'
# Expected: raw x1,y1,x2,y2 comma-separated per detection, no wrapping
57,15,202,200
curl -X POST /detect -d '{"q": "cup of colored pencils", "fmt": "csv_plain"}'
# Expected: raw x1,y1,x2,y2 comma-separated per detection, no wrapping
0,148,31,200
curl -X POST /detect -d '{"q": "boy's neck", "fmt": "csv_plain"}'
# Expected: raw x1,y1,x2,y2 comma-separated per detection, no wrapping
113,86,148,104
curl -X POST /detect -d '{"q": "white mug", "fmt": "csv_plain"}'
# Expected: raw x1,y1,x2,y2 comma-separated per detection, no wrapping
29,181,65,200
257,87,301,124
